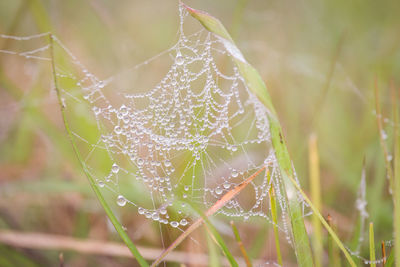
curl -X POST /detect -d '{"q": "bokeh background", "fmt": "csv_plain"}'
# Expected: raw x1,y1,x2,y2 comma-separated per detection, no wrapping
0,0,399,266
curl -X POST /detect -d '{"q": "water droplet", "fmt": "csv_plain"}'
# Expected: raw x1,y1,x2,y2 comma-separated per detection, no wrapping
231,169,238,177
175,53,184,65
117,195,127,206
170,221,179,228
98,181,105,187
215,187,223,195
184,186,189,191
180,219,188,226
138,207,145,214
223,182,230,189
152,213,160,221
160,209,167,215
114,126,122,134
120,105,128,115
231,145,238,152
164,160,172,167
111,163,119,173
137,158,144,165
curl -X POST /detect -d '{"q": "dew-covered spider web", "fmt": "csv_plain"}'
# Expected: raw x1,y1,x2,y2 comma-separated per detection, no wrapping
0,3,394,265
51,5,303,236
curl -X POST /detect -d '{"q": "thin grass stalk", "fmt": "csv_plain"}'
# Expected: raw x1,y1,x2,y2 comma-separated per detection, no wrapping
391,83,400,267
287,175,356,266
375,79,394,194
381,241,387,266
369,223,376,267
230,221,252,267
49,35,149,267
308,134,323,267
267,171,282,265
182,3,314,265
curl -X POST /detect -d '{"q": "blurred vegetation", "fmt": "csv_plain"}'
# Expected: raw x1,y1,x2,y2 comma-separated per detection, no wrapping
0,0,399,266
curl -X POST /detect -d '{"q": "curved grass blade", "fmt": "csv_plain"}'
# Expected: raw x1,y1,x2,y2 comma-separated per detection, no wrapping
151,167,266,266
181,2,314,266
49,35,149,267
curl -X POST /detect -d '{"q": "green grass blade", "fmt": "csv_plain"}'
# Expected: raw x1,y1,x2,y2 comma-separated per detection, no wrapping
392,83,400,267
369,222,376,267
230,221,252,267
309,134,323,267
287,175,357,267
191,205,239,267
182,3,314,266
267,171,283,265
385,246,394,267
207,231,222,267
49,35,149,267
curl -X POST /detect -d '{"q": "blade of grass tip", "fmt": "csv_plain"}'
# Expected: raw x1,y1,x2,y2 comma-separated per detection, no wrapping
151,166,266,267
375,79,394,195
230,221,252,267
267,171,282,266
181,3,314,266
326,215,341,267
287,175,357,267
369,222,376,267
391,82,400,267
308,134,323,267
381,241,386,266
49,35,149,267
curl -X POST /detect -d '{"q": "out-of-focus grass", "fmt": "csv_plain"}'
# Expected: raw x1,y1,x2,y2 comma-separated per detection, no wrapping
0,0,399,266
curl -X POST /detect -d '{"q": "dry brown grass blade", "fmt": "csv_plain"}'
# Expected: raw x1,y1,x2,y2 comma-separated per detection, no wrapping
151,166,267,267
0,230,259,266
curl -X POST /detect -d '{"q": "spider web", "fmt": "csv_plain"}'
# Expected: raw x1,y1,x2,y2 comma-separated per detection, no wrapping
0,4,393,265
49,4,300,243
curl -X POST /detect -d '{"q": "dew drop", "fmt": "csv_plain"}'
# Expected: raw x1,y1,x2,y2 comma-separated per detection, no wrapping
223,182,231,189
114,126,122,134
215,187,223,195
138,207,145,214
117,195,127,206
231,169,238,177
170,221,179,228
164,160,172,167
111,163,119,173
175,53,184,65
180,219,188,226
98,181,105,187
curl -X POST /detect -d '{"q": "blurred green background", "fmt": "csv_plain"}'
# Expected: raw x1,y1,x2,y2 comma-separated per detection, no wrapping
0,0,399,266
